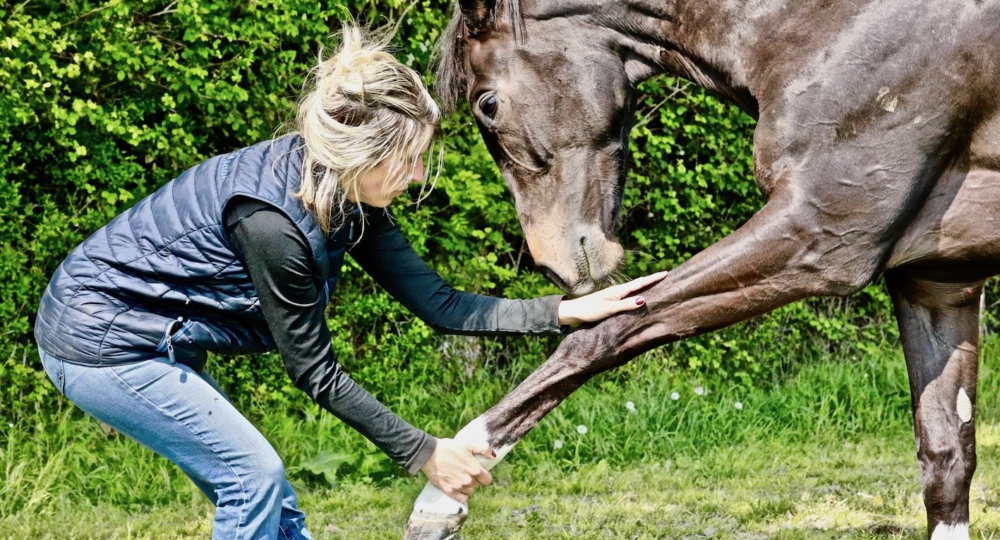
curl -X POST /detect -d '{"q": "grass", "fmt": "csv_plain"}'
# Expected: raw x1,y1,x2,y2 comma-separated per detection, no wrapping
1,334,998,538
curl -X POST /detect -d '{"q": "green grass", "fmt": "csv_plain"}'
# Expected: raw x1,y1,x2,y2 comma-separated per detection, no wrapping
1,335,999,538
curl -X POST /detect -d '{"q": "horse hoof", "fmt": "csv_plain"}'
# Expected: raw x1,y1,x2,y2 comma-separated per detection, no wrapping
403,511,467,540
406,481,469,539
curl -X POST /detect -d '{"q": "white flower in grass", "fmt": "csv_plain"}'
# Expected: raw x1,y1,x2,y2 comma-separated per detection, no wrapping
693,386,705,396
670,392,680,401
576,425,588,435
625,401,636,414
6,423,11,428
554,439,564,450
734,401,743,410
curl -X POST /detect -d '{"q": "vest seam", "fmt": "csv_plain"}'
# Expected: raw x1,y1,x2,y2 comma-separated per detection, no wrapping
85,223,225,273
96,308,127,364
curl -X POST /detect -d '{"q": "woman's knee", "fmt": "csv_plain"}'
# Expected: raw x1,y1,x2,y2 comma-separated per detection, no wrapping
242,448,288,499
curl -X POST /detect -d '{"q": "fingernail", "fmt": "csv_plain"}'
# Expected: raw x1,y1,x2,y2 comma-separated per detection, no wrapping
635,297,645,306
490,449,497,458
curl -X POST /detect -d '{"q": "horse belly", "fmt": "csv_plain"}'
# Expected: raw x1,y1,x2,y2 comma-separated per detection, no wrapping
887,167,1000,281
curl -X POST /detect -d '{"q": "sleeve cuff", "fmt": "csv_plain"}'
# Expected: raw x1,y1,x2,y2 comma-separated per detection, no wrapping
404,433,438,475
538,294,567,333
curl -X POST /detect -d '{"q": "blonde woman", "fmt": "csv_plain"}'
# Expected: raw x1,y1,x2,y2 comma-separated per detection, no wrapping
33,25,664,539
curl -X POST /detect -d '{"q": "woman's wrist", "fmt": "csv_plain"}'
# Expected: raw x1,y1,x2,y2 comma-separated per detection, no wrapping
557,298,583,326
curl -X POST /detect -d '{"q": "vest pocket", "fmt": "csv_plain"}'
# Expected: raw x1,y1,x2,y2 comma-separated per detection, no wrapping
156,318,188,353
156,319,207,372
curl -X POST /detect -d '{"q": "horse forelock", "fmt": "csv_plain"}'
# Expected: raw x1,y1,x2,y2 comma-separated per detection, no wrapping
433,0,525,112
433,8,468,112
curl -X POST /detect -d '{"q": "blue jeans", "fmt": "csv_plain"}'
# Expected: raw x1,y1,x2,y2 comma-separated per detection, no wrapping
39,349,314,540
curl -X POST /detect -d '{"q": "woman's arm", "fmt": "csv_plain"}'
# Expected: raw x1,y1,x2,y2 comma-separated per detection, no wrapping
226,199,435,473
348,208,565,335
348,208,667,332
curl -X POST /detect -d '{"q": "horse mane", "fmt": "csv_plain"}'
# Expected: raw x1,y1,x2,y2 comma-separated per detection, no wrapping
433,0,525,112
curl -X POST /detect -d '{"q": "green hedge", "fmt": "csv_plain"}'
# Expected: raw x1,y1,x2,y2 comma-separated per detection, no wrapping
1,0,994,427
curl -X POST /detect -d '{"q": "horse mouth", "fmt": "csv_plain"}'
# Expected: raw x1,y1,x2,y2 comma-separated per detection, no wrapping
538,247,621,296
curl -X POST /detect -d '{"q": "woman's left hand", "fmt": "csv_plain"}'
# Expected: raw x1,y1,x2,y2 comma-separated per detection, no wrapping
557,271,668,326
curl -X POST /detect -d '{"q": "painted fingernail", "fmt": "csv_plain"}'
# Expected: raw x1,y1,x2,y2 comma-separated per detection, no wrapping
490,449,497,458
635,297,645,306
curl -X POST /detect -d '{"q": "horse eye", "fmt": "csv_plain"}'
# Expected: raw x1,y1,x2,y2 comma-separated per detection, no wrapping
478,94,498,121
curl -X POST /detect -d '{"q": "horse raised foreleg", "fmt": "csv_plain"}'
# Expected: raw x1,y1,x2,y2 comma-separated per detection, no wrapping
888,272,983,540
404,190,892,538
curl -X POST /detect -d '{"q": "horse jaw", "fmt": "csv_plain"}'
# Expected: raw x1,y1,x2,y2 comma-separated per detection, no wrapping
404,417,516,540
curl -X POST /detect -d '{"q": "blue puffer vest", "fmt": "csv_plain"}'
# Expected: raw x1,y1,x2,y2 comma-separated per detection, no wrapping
35,135,346,368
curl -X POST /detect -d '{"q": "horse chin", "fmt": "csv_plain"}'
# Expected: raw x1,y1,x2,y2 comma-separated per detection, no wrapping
568,279,601,296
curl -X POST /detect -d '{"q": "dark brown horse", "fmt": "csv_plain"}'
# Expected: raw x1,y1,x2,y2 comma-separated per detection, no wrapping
405,0,1000,538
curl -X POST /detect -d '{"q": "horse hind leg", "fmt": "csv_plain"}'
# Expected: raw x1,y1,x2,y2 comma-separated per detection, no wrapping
887,272,984,539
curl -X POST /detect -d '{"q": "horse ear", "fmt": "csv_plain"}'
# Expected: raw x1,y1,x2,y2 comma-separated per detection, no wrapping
458,0,498,34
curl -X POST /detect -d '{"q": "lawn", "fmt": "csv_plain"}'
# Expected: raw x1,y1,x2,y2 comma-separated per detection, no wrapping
3,335,999,539
8,431,1000,539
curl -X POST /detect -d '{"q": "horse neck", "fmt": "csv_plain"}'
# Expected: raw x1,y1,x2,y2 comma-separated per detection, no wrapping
523,0,854,117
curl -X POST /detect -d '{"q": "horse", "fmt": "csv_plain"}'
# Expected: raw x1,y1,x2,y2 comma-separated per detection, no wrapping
403,0,1000,537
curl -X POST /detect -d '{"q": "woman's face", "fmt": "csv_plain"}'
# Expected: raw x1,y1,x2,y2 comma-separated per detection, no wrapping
354,153,425,208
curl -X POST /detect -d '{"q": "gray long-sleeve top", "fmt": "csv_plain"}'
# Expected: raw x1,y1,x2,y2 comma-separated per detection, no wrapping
225,197,563,473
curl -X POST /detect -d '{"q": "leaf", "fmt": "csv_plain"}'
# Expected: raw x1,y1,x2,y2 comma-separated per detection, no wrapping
295,451,356,487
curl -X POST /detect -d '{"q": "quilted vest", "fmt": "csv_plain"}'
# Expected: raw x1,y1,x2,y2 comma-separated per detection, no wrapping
34,135,348,368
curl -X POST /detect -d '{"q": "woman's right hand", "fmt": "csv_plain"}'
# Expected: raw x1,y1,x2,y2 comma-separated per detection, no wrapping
420,438,494,503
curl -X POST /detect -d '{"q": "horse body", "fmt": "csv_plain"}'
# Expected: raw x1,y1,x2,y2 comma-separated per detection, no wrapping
406,0,1000,538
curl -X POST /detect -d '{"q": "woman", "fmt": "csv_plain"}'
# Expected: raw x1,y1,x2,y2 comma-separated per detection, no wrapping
34,25,664,539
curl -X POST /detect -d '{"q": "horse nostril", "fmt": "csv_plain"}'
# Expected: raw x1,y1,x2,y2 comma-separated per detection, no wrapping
538,264,572,292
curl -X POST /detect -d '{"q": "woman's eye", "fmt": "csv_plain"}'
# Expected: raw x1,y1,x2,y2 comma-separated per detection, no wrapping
479,94,498,120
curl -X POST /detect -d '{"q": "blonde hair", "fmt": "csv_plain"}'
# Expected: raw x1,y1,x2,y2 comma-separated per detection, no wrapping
294,24,441,234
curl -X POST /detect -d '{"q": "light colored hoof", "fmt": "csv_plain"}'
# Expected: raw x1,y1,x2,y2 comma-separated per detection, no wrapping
403,511,467,540
405,482,468,540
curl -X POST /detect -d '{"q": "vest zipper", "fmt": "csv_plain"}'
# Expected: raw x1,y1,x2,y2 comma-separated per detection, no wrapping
165,316,184,363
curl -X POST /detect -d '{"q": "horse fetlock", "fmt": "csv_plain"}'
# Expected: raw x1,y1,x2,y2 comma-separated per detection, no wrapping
455,416,516,470
930,522,970,540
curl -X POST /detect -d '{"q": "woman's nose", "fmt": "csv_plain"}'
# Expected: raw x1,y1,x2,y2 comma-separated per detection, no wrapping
410,156,425,183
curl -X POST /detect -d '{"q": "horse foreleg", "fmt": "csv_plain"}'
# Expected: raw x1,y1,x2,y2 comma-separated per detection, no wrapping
404,190,894,538
888,273,983,540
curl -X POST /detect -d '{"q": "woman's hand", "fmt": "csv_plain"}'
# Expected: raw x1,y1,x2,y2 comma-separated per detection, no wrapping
420,438,494,503
557,271,669,326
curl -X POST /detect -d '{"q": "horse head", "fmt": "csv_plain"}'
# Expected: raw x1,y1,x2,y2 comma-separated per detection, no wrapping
437,0,643,295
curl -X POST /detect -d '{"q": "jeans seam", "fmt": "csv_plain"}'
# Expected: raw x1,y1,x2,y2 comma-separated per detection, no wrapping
57,359,66,394
278,522,293,540
106,364,251,539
